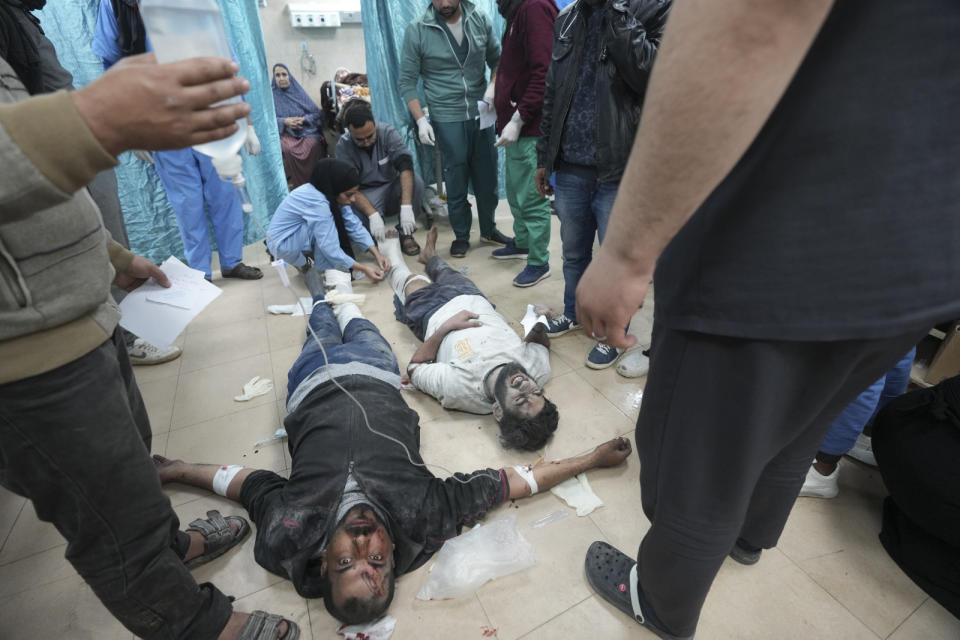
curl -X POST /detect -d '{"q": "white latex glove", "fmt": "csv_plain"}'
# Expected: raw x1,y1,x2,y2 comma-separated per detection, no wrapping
416,116,435,146
368,211,386,242
132,149,153,164
399,204,416,235
234,376,273,402
495,110,524,148
244,126,261,155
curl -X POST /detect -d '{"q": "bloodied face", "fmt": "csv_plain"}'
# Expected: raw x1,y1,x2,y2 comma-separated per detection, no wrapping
321,505,395,612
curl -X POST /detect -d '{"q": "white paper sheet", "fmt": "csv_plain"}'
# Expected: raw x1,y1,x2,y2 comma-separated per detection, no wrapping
119,257,222,348
477,100,497,130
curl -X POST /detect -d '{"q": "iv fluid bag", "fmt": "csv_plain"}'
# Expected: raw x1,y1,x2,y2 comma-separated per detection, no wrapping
139,0,247,159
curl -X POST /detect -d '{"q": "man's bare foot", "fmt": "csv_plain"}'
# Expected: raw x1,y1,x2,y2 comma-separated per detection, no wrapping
218,612,291,640
419,227,438,265
153,454,183,485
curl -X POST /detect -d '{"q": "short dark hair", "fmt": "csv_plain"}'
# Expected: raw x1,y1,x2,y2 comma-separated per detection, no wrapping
319,569,397,625
498,398,559,451
344,101,375,130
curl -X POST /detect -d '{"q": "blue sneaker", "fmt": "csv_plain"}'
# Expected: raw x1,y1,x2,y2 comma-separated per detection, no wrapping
513,264,551,287
491,240,529,260
545,314,581,337
586,342,622,369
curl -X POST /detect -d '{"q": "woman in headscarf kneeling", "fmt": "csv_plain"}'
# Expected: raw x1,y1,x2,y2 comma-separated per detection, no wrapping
267,159,391,281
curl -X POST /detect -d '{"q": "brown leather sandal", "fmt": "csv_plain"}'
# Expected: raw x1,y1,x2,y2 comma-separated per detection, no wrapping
400,233,421,256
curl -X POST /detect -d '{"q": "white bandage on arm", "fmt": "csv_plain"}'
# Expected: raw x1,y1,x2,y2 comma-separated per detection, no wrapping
513,464,539,495
212,465,244,497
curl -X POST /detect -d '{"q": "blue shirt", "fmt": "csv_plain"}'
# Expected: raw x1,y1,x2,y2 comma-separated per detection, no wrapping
93,0,150,68
268,184,373,271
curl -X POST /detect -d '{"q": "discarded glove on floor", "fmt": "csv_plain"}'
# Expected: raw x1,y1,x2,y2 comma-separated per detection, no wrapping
234,376,273,402
550,473,604,516
417,515,535,600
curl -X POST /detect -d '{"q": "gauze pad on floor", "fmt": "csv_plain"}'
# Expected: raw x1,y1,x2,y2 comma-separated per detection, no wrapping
550,473,604,516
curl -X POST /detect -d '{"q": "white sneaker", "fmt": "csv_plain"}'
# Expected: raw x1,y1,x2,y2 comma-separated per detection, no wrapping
127,339,181,366
846,433,877,466
799,464,839,499
616,349,650,378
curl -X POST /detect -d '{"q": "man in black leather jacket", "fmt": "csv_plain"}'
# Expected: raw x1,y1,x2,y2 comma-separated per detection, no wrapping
534,0,669,370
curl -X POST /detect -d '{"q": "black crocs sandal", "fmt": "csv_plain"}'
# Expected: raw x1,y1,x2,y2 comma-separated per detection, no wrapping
184,510,250,569
238,610,300,640
584,541,693,640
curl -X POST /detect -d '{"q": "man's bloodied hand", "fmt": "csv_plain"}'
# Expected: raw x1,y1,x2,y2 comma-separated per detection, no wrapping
592,437,633,468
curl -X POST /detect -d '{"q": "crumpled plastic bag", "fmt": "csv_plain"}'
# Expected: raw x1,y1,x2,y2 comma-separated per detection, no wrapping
233,376,273,402
337,615,396,640
416,515,535,600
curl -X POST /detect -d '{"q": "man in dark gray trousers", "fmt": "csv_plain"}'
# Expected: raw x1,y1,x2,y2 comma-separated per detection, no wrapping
573,0,960,638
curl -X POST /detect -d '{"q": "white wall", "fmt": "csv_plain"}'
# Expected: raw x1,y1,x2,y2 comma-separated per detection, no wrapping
258,2,366,104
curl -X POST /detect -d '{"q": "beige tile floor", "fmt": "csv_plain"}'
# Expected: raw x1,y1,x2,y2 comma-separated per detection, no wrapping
1,201,958,639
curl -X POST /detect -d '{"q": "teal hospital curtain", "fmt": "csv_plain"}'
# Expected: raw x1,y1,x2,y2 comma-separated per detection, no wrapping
37,1,287,265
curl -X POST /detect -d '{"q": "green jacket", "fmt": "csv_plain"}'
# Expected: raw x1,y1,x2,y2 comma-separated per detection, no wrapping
400,0,501,123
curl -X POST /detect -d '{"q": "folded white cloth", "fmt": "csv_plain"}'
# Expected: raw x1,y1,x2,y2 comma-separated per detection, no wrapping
337,615,396,640
550,473,604,516
234,376,273,402
267,297,313,316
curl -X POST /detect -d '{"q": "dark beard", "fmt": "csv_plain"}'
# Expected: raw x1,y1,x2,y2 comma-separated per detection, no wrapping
437,2,459,19
492,362,529,406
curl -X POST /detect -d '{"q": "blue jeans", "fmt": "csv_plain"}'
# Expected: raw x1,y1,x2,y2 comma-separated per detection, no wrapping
287,295,400,397
554,169,619,320
818,347,916,457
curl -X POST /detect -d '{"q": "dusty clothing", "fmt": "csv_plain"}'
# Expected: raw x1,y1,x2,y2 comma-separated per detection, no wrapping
396,256,551,415
240,375,509,597
0,55,131,384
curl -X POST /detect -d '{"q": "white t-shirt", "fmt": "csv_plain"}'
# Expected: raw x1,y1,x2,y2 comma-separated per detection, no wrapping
410,295,551,414
448,15,464,45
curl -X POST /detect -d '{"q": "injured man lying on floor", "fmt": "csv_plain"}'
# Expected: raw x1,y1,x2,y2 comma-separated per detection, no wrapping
383,228,559,451
152,267,632,626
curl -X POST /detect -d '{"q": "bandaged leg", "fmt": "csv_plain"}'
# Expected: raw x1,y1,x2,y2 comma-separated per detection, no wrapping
383,236,431,303
323,269,353,295
334,301,364,332
381,234,406,266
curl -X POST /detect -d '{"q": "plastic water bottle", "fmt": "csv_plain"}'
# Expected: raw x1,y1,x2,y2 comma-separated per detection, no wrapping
139,0,248,159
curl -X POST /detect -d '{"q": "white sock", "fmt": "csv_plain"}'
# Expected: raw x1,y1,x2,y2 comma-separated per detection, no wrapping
334,302,363,331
